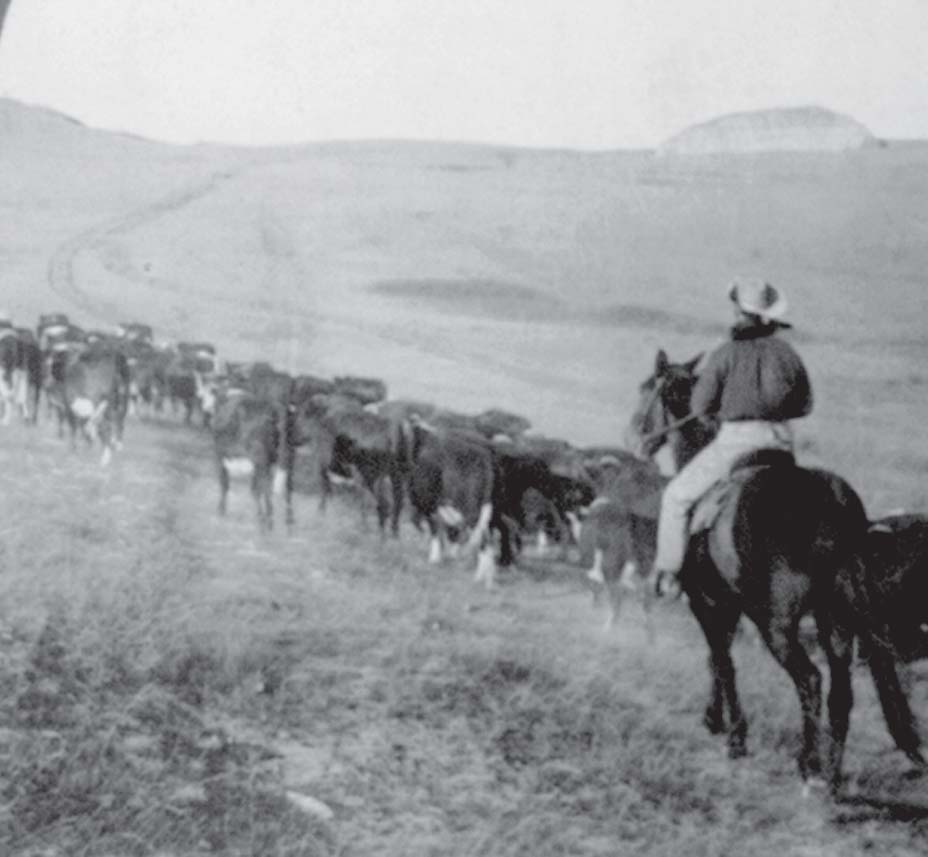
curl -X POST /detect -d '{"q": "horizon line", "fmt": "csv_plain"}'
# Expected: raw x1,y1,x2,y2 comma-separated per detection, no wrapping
3,94,928,154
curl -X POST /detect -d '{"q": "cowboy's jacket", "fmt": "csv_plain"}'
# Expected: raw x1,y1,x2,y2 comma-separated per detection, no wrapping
691,321,813,423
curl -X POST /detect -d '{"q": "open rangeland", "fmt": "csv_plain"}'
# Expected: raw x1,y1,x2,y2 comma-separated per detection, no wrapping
1,99,928,855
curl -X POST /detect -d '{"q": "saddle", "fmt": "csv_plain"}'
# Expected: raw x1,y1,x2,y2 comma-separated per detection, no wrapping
690,448,795,535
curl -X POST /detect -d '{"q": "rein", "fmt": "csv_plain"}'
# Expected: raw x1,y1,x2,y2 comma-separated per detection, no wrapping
634,375,703,445
636,412,703,445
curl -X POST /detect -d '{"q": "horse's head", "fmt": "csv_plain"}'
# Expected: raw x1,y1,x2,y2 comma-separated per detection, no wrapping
625,349,702,460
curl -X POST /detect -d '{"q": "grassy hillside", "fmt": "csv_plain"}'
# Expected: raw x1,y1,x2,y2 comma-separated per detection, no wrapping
2,99,928,855
3,98,927,508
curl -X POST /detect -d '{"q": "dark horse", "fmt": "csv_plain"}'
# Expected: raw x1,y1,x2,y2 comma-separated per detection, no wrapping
624,349,924,793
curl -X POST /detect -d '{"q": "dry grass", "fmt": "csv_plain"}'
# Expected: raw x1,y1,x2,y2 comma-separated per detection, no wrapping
1,417,927,856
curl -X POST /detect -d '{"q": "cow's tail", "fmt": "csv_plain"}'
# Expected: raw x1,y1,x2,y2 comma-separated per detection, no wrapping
844,539,924,766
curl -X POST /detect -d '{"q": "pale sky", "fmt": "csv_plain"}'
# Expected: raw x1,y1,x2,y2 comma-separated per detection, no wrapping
0,0,926,149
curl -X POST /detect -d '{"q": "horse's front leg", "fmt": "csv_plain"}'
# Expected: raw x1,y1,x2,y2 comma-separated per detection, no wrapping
689,592,745,754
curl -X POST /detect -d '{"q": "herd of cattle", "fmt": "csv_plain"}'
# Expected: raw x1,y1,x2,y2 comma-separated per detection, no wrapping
0,311,648,592
3,311,927,652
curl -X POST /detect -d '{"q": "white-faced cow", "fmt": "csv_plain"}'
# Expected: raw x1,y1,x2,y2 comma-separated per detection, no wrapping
212,392,287,532
56,345,130,465
404,421,498,587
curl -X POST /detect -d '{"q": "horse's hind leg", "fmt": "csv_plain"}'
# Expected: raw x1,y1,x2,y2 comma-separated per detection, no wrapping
760,617,824,783
815,602,855,794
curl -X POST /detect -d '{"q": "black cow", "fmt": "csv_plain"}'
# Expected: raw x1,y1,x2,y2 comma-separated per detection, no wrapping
405,422,498,586
489,444,595,567
165,369,202,424
302,393,405,536
866,513,928,662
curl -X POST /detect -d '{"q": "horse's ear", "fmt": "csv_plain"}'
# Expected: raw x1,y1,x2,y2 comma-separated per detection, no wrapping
683,353,704,375
654,349,669,376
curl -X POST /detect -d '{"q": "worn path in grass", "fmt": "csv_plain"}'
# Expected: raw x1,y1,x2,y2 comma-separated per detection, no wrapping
1,415,927,855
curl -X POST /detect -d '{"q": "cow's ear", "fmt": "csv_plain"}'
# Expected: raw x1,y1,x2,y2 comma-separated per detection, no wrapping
654,349,670,377
682,353,703,375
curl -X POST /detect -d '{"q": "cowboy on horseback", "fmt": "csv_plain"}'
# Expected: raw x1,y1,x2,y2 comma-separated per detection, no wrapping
652,276,813,598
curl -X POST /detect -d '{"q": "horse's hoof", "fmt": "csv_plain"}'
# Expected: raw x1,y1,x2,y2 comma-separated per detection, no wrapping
703,710,726,736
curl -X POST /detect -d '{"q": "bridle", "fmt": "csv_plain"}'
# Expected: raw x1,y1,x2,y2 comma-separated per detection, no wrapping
633,374,702,448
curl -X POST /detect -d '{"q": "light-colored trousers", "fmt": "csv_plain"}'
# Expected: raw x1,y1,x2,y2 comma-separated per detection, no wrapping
654,420,794,573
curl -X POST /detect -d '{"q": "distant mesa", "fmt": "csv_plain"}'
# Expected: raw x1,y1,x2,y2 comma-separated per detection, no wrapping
657,106,877,155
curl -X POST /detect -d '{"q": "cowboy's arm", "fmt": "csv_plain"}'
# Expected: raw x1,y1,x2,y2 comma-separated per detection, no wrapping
786,358,813,418
690,349,727,421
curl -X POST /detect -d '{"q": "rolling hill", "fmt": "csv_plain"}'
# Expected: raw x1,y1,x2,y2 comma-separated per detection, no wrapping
2,96,928,506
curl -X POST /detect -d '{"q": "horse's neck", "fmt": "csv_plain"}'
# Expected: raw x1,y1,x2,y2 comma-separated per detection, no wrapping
669,420,713,471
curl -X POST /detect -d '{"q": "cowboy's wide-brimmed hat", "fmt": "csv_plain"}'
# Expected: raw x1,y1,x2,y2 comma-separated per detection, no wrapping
727,277,788,322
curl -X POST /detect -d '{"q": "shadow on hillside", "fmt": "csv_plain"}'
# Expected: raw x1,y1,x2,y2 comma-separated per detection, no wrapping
370,277,565,323
371,277,736,339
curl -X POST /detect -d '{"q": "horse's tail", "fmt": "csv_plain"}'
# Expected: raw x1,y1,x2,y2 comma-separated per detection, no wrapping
844,550,924,766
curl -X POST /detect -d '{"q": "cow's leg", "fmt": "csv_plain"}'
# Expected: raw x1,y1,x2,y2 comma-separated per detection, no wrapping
587,548,605,584
318,465,331,514
98,420,114,466
217,461,230,516
474,532,498,589
427,518,443,564
465,502,493,554
68,414,79,450
252,465,271,532
496,514,517,568
28,380,41,425
389,472,403,538
13,370,28,422
128,383,140,418
374,476,390,537
264,470,274,531
283,467,295,531
29,384,42,425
